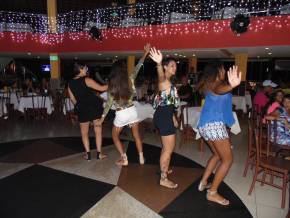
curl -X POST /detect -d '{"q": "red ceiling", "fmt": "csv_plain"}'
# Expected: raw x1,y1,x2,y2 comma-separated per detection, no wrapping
0,15,289,53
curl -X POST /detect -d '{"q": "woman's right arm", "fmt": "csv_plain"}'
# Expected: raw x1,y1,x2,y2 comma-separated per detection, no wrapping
149,47,166,82
68,87,77,105
214,66,241,95
85,77,108,92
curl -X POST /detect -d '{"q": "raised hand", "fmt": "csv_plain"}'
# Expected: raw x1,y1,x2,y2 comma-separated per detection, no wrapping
149,47,163,64
144,43,151,56
227,66,241,88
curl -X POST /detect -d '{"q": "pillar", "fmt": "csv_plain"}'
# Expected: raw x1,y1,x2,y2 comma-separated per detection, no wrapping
235,53,248,81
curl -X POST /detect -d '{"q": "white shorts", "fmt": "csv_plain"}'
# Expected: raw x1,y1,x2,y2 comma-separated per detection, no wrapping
114,106,140,127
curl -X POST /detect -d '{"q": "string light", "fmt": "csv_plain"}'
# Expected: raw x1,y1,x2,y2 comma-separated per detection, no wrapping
0,0,289,45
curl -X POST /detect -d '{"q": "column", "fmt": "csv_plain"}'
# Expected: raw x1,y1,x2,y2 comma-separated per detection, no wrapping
127,55,136,75
235,53,248,81
47,0,57,33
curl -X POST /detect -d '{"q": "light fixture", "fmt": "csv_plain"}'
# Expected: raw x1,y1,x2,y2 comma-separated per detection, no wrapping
268,52,272,55
265,47,270,50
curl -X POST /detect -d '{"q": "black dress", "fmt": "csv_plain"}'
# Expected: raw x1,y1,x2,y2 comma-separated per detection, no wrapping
68,77,103,123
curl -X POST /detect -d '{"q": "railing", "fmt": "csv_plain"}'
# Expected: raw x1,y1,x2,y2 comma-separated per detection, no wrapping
0,0,289,33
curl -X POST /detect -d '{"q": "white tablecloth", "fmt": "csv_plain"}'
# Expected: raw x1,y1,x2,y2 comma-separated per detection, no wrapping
182,107,241,139
18,96,54,115
134,101,155,122
0,92,19,109
0,101,7,117
63,98,74,115
232,95,252,113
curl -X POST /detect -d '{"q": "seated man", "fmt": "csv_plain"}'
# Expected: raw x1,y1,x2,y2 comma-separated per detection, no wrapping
178,75,193,104
253,80,277,113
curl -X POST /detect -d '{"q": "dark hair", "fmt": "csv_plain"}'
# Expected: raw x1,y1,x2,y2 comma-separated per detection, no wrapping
197,61,225,94
162,57,176,67
108,61,131,104
72,62,86,77
263,90,284,115
284,94,290,101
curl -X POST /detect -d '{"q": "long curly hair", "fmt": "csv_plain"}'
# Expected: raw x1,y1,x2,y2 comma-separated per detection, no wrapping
108,61,132,105
197,61,225,94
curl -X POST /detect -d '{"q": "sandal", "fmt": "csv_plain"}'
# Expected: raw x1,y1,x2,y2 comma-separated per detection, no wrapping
115,154,128,166
96,152,107,160
83,152,91,161
206,190,230,206
160,172,178,189
198,180,212,191
139,152,145,165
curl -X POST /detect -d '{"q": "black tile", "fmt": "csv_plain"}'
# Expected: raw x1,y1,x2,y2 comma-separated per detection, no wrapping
160,179,253,218
48,137,115,152
0,165,114,218
126,141,203,169
0,139,36,157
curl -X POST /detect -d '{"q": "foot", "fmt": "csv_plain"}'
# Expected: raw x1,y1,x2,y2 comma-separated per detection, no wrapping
206,190,230,206
198,180,212,191
96,152,107,160
160,178,178,189
160,172,178,189
83,152,91,161
139,152,145,165
115,154,128,166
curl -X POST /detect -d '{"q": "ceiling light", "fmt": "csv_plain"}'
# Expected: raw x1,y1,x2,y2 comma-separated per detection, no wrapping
268,52,272,55
27,52,31,56
265,47,269,50
98,53,102,56
174,53,178,56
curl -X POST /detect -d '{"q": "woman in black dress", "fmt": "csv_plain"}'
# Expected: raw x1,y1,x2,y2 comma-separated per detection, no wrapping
68,63,108,160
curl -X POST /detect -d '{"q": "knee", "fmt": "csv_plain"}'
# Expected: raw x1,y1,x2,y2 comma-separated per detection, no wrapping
212,153,220,161
222,155,233,167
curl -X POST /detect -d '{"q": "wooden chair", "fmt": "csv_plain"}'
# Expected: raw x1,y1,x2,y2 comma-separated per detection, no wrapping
179,105,195,147
248,128,290,208
243,119,256,177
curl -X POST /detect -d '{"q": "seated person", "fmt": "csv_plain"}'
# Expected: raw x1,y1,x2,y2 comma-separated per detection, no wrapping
253,80,277,113
265,94,290,146
178,75,193,104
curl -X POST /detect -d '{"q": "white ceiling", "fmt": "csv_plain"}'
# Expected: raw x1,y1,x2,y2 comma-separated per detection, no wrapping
0,46,289,60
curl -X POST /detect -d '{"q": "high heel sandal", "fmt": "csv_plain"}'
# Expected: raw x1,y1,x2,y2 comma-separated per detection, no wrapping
159,172,178,189
198,180,212,191
96,152,107,160
115,154,128,166
206,190,230,206
83,152,91,161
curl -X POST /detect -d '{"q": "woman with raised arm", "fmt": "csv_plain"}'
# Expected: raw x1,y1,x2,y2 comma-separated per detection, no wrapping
197,62,241,206
97,43,151,166
68,63,108,161
149,48,180,189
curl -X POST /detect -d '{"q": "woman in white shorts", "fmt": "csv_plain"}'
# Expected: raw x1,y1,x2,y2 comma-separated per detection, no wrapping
97,43,150,166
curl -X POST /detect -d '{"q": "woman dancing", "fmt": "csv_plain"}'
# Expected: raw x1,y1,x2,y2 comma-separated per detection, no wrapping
97,43,151,166
149,48,180,189
197,62,241,205
68,63,108,160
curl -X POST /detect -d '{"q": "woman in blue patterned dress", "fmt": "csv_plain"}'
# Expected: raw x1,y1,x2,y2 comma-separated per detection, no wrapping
265,94,290,146
197,62,241,206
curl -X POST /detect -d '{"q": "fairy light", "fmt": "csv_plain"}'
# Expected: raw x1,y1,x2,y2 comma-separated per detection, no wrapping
0,0,288,44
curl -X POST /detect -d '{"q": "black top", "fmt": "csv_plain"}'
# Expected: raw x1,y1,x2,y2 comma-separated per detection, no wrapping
68,77,103,122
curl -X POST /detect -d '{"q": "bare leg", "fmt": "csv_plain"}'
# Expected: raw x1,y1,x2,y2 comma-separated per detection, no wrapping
80,122,90,152
112,125,125,155
131,123,143,153
207,138,233,205
131,122,144,164
160,134,178,188
93,119,107,159
200,141,221,186
112,125,128,166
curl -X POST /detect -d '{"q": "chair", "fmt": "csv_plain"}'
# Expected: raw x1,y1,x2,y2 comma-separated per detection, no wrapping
179,105,195,147
248,129,290,208
63,97,77,122
243,119,256,177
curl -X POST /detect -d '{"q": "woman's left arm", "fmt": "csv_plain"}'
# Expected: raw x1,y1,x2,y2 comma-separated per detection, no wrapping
130,43,151,81
214,66,241,95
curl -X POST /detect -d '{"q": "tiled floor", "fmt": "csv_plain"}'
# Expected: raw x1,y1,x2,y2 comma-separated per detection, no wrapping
0,117,288,218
